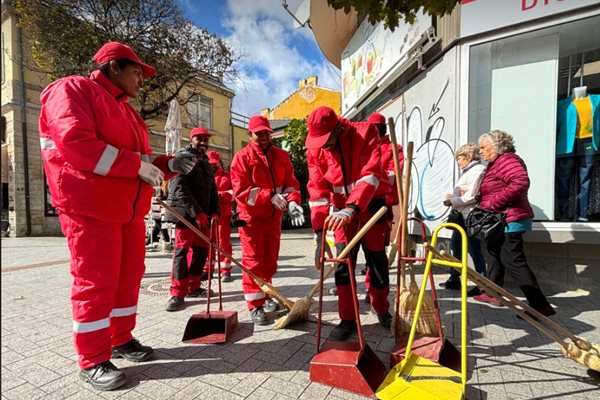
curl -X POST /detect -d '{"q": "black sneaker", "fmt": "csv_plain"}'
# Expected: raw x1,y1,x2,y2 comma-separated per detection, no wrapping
79,361,126,391
263,298,280,312
187,288,214,298
251,307,269,325
329,320,357,341
467,287,482,297
377,312,393,329
439,279,461,290
165,296,184,312
112,338,154,362
221,272,232,282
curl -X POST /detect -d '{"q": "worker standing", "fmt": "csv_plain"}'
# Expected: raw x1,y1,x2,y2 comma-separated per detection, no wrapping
306,106,392,341
230,115,304,325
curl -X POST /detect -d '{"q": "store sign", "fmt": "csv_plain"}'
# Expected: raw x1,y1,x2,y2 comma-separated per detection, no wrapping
341,10,431,113
460,0,599,37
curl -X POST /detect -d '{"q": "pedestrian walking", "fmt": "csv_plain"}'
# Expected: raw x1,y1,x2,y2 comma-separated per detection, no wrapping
39,41,197,391
230,115,304,325
146,183,171,247
306,106,392,341
206,151,234,282
474,130,556,316
164,127,219,312
440,143,487,295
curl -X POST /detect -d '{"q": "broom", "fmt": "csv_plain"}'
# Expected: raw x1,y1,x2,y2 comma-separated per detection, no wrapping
274,206,388,329
428,244,600,372
386,117,404,268
158,199,294,310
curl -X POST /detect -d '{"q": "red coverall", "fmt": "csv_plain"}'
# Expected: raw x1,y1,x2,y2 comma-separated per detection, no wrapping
205,163,234,274
39,70,174,369
307,119,391,320
364,135,404,296
230,142,301,310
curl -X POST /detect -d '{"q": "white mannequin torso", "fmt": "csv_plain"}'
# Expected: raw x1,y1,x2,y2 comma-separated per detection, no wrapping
572,86,588,99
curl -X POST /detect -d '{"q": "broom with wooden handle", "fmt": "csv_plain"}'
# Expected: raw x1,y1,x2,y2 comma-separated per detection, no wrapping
427,244,600,372
158,199,294,310
275,206,388,329
386,117,404,268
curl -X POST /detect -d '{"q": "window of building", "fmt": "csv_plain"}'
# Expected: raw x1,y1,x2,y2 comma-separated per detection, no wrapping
468,15,600,222
44,172,58,217
187,94,212,130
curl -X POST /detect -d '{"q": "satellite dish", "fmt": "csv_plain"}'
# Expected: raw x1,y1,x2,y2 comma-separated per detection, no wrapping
292,0,310,29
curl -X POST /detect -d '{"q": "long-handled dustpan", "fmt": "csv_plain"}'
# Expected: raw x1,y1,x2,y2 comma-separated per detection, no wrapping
182,218,238,344
310,229,387,398
390,218,460,372
377,223,468,400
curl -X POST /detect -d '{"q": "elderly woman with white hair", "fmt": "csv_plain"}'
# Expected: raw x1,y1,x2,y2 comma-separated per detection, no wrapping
474,130,555,316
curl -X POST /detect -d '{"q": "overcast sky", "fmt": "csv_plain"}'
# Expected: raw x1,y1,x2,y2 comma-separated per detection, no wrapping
175,0,341,117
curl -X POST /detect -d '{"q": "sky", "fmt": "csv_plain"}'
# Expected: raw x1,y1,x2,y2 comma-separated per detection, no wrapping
174,0,341,117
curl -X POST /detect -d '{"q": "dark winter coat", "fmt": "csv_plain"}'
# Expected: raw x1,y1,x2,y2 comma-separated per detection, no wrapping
479,152,534,223
164,145,219,227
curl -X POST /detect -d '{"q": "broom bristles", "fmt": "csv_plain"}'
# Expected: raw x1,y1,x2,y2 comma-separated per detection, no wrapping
563,342,600,372
399,282,439,337
274,297,313,330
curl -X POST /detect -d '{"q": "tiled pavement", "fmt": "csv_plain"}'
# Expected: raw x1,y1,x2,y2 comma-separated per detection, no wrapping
2,229,599,399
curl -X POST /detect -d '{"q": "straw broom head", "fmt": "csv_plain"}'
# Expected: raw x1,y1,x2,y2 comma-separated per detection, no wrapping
399,280,439,337
274,296,314,330
562,340,600,372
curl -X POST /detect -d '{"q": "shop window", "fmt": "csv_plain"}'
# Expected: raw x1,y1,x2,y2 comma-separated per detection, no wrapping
468,15,600,222
187,94,212,130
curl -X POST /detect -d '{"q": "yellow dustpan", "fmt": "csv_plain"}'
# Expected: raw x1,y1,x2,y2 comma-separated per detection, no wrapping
376,223,468,400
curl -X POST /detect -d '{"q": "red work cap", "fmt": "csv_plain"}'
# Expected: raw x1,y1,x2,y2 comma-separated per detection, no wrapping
367,113,386,125
248,115,272,133
207,151,221,164
93,42,156,78
190,127,213,140
306,106,339,149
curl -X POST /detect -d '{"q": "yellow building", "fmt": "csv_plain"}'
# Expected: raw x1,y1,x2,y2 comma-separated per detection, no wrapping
1,2,235,236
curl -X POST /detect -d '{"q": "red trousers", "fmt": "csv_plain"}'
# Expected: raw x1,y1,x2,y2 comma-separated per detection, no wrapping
238,218,281,310
170,226,209,298
334,213,390,320
59,213,146,369
204,215,232,275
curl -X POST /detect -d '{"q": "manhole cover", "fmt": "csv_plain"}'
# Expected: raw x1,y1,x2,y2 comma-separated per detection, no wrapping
140,278,171,296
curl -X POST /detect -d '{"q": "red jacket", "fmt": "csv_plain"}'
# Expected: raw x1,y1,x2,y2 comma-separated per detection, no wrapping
230,142,301,221
479,152,533,223
39,70,174,223
380,135,404,206
214,165,233,218
307,119,389,231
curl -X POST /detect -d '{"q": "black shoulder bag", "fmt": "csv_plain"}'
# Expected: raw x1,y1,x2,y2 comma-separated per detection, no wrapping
465,206,506,242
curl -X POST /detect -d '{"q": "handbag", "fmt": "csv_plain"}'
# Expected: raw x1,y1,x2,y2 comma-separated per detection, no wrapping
446,209,465,228
465,206,506,242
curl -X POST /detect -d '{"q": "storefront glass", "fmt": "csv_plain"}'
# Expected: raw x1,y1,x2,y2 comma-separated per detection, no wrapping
468,15,600,222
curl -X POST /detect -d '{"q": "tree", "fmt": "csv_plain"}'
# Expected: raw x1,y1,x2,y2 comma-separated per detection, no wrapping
15,0,239,120
327,0,460,31
283,119,309,202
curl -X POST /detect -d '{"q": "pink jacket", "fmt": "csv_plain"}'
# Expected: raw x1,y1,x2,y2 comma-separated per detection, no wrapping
39,70,174,223
479,152,533,223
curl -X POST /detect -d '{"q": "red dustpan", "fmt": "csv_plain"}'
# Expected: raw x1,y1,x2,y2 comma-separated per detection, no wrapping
309,231,387,397
182,219,238,344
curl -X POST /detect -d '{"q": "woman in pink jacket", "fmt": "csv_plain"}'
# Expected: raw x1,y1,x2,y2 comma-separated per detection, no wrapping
474,130,555,316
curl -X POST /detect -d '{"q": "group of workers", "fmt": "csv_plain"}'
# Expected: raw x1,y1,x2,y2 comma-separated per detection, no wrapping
39,40,553,392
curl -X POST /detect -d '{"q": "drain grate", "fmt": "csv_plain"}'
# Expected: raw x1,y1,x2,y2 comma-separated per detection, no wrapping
140,278,171,296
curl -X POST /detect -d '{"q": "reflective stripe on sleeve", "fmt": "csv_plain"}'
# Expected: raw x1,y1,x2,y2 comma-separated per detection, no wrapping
247,187,260,206
111,306,137,318
93,145,119,176
309,199,330,208
40,138,56,150
72,317,110,333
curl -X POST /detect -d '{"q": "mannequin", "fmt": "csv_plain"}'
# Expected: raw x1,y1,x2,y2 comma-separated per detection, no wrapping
572,86,588,99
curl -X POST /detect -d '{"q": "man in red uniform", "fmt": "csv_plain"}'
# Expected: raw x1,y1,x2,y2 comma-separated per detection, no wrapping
164,128,219,312
361,113,404,298
39,42,197,390
230,115,304,325
206,150,234,282
306,106,392,341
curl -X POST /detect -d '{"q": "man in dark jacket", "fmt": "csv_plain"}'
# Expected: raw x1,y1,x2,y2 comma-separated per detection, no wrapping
164,127,219,311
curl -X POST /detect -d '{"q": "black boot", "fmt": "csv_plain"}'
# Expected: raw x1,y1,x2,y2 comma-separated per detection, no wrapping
251,307,269,325
79,361,126,391
112,339,154,362
329,320,357,341
263,298,281,312
165,296,184,312
377,312,393,329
